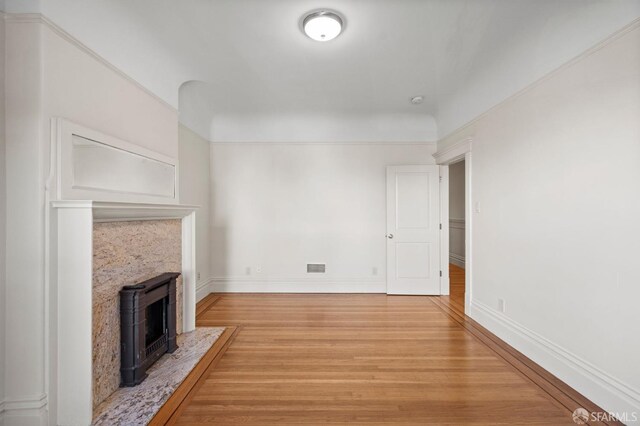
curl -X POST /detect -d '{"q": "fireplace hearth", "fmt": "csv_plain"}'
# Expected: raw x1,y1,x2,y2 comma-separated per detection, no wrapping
120,272,180,387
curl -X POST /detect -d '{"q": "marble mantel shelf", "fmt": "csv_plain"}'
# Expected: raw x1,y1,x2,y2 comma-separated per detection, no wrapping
51,200,199,222
50,200,198,425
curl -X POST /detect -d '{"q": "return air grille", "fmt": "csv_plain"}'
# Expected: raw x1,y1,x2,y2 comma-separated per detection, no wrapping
307,264,326,273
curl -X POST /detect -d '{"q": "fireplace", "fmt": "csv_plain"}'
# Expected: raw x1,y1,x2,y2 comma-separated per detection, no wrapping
120,272,180,386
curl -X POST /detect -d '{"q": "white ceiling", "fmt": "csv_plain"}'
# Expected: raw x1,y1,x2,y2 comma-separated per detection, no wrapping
6,0,640,141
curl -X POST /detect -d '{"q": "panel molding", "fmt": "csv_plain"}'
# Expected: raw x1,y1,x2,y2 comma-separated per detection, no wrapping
54,118,179,204
0,394,48,426
449,218,465,230
469,299,640,420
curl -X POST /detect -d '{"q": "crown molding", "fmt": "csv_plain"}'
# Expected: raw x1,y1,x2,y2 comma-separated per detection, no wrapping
433,137,472,164
438,16,640,143
210,140,437,146
3,12,44,24
3,12,178,113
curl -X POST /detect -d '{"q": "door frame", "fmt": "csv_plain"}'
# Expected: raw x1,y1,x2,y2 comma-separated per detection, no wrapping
434,138,473,313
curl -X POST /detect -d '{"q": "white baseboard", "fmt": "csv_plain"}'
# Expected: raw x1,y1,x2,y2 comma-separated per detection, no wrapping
211,278,386,293
196,278,215,302
469,300,640,423
0,395,48,426
449,253,465,269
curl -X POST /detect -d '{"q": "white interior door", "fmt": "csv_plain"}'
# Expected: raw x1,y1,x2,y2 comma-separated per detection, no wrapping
386,165,441,295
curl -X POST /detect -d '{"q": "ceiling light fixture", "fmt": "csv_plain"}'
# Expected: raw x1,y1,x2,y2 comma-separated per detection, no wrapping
302,10,344,42
411,96,424,105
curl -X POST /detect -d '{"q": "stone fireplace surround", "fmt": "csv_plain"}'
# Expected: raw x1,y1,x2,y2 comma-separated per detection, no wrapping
50,201,197,426
93,220,183,407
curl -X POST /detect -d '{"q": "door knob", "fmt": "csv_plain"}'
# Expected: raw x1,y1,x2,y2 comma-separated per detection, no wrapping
387,234,394,239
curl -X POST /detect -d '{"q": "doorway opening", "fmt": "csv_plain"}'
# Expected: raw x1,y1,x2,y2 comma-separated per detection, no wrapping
435,138,472,313
448,159,465,310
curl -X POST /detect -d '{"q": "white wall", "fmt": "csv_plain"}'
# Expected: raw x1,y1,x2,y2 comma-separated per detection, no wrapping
448,161,465,220
179,81,216,143
439,22,640,419
4,16,179,425
178,125,211,299
210,142,436,293
4,18,47,425
448,160,464,268
0,10,6,425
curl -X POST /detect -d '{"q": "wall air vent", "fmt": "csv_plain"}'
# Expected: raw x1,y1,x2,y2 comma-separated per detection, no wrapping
307,263,326,273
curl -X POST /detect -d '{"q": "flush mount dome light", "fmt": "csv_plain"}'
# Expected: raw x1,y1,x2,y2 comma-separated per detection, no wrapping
302,10,343,42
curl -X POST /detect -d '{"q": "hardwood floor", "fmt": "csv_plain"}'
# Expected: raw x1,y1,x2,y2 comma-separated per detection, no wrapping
163,287,616,425
449,263,466,312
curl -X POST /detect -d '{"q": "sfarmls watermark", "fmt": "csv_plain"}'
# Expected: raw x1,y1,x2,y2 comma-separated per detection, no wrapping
572,407,638,424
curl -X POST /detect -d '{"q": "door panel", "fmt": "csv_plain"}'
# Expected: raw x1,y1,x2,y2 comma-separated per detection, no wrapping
386,166,440,295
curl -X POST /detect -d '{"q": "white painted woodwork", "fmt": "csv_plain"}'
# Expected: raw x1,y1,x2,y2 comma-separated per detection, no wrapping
57,119,178,204
50,201,197,425
386,165,441,295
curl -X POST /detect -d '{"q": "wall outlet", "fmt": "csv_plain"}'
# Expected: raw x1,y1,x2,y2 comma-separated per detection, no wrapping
245,266,251,275
197,272,201,281
256,266,262,273
498,298,506,313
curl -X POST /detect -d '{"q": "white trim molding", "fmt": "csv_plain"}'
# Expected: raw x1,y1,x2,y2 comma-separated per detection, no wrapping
0,394,48,426
196,277,215,302
210,141,438,146
469,300,640,421
433,137,473,165
55,118,179,205
434,139,473,312
439,165,450,295
49,201,197,426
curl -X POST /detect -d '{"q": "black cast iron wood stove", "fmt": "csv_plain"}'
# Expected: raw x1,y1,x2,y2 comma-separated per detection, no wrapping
120,272,180,387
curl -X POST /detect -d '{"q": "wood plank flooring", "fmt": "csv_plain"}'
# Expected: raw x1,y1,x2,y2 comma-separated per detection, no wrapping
164,282,615,425
449,263,466,313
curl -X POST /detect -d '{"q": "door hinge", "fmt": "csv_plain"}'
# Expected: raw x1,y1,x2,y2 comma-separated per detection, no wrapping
439,176,443,182
439,223,442,230
440,270,442,277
